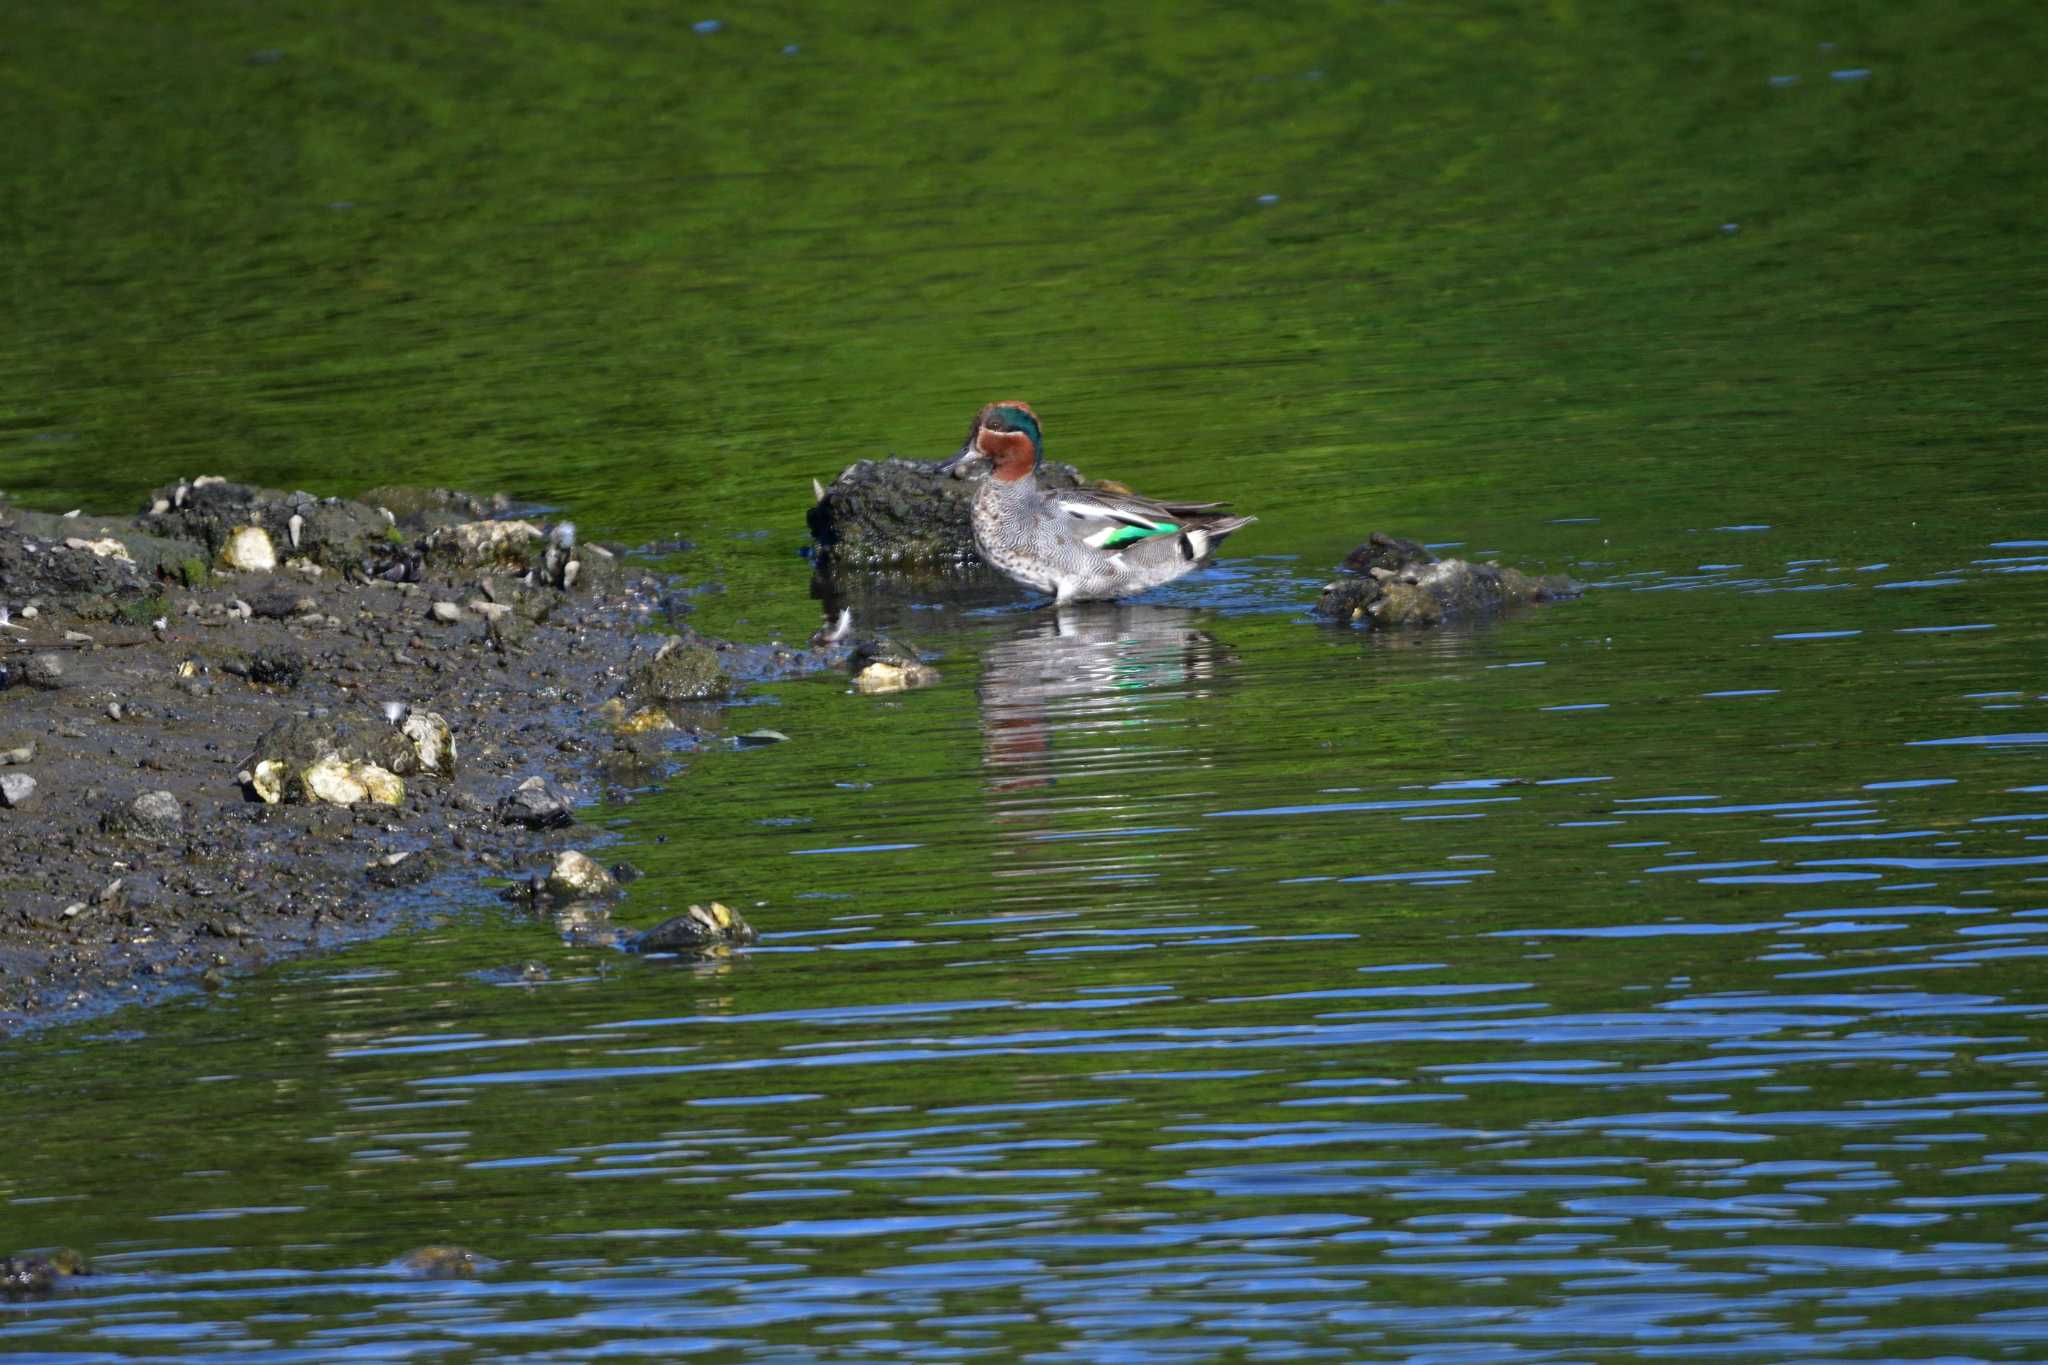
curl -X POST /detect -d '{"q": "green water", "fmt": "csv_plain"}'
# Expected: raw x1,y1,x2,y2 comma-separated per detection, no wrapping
5,3,2048,1360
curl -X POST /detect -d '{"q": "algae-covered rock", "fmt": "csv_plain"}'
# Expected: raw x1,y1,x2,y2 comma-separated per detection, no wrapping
633,901,758,954
1314,533,1577,629
807,453,1086,571
625,636,729,703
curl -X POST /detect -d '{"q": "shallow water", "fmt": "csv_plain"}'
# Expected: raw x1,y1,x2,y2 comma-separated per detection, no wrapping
5,2,2048,1361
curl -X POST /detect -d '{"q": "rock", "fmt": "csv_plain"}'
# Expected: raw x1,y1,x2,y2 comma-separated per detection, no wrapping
1,1248,91,1298
104,790,182,839
633,901,758,954
366,850,435,889
393,1246,495,1279
849,635,939,693
429,600,463,624
0,773,35,809
1314,533,1577,629
299,756,404,807
467,599,513,622
735,730,789,747
807,451,1085,571
497,775,574,829
143,479,392,571
543,850,618,901
625,636,729,703
0,737,34,765
219,525,278,572
63,536,132,561
420,519,544,571
248,759,288,805
854,659,941,693
599,698,678,736
401,710,457,776
20,653,65,690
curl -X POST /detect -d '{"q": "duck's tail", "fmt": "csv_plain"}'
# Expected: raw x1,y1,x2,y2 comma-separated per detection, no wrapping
1184,514,1256,563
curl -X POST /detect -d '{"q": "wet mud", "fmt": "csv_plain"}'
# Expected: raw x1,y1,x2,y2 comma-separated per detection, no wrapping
0,481,843,1033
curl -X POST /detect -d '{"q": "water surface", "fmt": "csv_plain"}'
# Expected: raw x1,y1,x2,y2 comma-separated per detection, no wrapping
5,2,2048,1361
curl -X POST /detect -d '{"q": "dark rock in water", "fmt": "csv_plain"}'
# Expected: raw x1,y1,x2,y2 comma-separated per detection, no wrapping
633,901,758,954
2,1248,91,1297
807,454,1085,571
625,636,729,703
1315,533,1576,629
393,1245,496,1279
1341,532,1436,575
496,775,575,829
102,790,182,840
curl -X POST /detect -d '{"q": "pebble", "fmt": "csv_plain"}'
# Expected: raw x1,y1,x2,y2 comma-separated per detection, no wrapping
496,775,574,829
0,773,36,809
128,790,183,831
430,601,463,624
544,849,617,900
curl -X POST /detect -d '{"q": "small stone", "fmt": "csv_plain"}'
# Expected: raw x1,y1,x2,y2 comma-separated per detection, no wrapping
0,738,35,765
430,600,463,624
735,729,789,747
0,773,36,809
466,599,513,622
220,525,278,572
543,849,618,901
394,1246,495,1279
496,775,574,829
115,790,183,837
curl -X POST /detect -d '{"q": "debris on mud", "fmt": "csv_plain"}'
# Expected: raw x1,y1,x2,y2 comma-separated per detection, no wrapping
1313,532,1577,628
0,480,841,1032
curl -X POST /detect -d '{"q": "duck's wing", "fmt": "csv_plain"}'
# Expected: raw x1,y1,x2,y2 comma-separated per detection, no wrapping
1044,485,1222,551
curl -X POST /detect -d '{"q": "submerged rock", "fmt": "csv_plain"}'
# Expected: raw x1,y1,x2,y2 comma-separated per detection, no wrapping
806,453,1085,571
633,901,758,954
625,636,729,703
393,1246,496,1279
2,1248,91,1298
1314,533,1577,629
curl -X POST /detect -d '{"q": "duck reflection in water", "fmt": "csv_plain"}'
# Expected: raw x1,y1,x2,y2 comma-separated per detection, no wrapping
978,604,1229,798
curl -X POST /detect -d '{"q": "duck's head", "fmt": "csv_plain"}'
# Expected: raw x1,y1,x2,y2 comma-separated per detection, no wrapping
940,401,1043,482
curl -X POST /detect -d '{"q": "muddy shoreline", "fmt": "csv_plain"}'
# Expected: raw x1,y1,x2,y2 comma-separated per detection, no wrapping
0,480,839,1034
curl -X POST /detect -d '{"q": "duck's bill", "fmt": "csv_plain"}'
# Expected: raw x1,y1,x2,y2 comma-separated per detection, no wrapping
937,444,984,472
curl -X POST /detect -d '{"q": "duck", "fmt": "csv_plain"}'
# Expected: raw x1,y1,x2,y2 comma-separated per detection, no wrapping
938,401,1255,603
